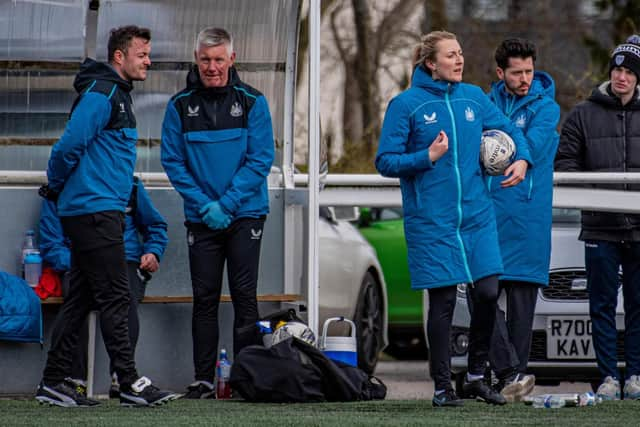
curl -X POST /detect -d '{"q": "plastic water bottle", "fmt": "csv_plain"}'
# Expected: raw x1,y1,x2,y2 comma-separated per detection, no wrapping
257,320,273,347
532,394,566,408
578,391,601,406
24,252,42,287
215,348,232,399
21,230,39,279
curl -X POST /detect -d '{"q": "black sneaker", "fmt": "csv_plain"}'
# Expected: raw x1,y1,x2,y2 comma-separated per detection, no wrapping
64,378,88,397
109,383,120,399
463,378,507,405
432,389,464,407
119,376,177,407
35,381,101,407
182,381,215,399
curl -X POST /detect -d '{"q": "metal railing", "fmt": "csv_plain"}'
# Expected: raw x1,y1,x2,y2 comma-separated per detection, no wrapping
3,171,640,213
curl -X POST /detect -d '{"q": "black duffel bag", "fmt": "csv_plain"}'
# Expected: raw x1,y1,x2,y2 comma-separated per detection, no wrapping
230,337,386,403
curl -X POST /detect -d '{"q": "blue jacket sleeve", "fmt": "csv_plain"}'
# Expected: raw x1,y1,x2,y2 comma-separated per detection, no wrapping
38,199,71,272
161,101,212,211
375,97,433,178
480,93,533,167
133,182,169,261
218,95,275,215
47,92,111,192
524,98,560,166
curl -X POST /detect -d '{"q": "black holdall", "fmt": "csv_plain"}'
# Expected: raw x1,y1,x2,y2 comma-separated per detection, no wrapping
229,336,386,403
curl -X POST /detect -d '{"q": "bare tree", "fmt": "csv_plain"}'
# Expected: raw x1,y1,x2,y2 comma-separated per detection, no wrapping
328,0,423,163
422,0,448,33
297,0,338,85
583,0,640,79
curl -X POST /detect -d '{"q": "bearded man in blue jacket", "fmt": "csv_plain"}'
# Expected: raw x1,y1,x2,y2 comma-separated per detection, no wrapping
484,38,560,402
161,27,274,399
37,25,175,408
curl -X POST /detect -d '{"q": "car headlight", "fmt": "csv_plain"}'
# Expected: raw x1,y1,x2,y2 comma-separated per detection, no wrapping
452,332,469,356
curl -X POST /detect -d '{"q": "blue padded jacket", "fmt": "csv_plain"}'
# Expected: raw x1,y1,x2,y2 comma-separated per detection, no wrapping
0,271,42,343
487,71,560,286
376,65,532,289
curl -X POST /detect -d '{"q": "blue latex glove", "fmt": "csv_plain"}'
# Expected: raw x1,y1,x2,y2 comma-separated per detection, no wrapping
199,201,231,230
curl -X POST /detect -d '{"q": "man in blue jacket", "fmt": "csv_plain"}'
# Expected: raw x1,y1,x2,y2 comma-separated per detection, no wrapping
37,25,175,407
161,27,274,399
485,38,560,402
41,177,168,399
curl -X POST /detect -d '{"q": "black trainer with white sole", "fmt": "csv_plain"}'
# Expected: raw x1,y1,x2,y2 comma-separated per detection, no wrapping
462,378,507,405
119,376,177,407
35,381,101,407
182,381,215,399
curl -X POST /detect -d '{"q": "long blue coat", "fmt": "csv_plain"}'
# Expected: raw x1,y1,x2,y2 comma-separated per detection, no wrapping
487,71,560,286
376,66,532,290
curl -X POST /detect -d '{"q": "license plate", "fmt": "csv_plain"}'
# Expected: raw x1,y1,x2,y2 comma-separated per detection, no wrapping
546,316,595,359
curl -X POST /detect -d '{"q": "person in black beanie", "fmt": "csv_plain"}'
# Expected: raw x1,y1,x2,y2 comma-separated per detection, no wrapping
609,37,640,82
555,36,640,401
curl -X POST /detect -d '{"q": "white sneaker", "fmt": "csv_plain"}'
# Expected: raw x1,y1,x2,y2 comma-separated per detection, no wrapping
624,375,640,400
596,376,621,401
501,374,536,403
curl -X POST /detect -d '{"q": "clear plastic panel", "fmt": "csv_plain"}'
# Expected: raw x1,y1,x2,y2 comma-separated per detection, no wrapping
0,0,296,172
0,68,284,172
95,0,294,62
0,0,87,61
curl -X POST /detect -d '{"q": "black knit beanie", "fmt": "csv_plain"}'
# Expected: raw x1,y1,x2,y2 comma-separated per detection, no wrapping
609,41,640,80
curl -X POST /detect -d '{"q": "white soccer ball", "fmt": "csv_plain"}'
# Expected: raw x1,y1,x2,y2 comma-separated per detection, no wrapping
271,321,317,347
480,129,516,176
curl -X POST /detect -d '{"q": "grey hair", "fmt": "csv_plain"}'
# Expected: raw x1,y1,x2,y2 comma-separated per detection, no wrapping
195,27,233,55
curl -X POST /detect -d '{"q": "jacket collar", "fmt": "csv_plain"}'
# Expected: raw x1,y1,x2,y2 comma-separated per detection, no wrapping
411,65,458,96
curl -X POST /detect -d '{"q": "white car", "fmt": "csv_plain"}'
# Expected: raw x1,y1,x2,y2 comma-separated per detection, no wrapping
319,206,388,374
424,208,625,393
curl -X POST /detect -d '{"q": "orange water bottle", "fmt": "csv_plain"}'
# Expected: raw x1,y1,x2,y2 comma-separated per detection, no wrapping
215,348,232,399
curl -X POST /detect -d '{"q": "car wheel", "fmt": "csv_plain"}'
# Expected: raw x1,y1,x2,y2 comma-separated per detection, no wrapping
454,372,467,398
383,334,428,360
354,271,384,374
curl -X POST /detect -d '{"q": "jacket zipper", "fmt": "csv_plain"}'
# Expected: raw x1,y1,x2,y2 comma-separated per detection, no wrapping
445,86,472,283
622,111,631,228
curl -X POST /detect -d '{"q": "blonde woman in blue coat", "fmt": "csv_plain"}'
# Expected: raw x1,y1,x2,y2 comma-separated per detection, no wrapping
376,31,532,407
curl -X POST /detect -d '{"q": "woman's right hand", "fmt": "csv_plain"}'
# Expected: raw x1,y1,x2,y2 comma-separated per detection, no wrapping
429,130,448,163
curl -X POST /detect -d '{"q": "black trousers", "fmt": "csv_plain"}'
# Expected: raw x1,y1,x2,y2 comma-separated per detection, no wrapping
42,211,138,387
428,275,499,391
49,261,145,381
188,218,265,383
489,281,539,378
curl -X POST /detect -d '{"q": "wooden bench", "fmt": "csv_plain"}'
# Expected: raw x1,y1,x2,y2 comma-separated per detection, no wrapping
41,294,302,304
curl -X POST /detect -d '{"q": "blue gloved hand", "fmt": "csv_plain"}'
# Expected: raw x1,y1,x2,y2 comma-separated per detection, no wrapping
200,201,231,230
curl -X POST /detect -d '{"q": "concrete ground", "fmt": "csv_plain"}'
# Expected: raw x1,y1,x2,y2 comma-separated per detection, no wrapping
374,360,592,400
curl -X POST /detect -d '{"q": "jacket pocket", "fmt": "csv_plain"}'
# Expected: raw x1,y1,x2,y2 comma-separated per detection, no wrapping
121,127,138,141
186,128,243,144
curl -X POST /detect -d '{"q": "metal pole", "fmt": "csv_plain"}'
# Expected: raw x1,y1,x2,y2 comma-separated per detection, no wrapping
307,0,321,335
86,311,97,397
